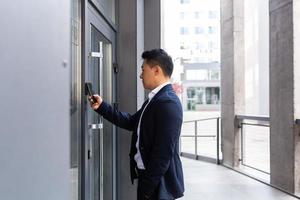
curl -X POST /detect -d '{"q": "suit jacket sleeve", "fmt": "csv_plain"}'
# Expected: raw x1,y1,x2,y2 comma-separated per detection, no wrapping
141,99,183,197
95,101,141,131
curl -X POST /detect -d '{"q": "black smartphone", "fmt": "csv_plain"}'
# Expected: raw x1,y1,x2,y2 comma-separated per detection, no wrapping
85,82,97,104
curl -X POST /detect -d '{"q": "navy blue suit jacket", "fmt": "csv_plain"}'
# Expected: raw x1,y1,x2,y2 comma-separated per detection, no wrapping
96,84,184,199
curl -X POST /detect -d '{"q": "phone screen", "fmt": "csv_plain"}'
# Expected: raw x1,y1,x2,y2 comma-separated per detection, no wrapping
85,82,97,104
85,83,94,96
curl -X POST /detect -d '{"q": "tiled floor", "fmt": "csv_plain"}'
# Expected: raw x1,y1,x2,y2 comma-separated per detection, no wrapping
179,158,299,200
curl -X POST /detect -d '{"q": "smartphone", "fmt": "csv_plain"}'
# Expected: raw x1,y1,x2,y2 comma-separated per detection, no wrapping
85,82,97,104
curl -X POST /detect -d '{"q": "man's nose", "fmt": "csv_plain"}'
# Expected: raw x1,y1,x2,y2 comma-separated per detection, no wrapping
139,74,143,79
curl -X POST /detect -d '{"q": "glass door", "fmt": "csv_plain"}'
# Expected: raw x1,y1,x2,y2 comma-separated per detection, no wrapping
84,12,115,199
87,25,105,200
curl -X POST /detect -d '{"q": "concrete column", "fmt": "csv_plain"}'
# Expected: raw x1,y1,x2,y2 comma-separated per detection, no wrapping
117,0,144,199
144,0,161,51
144,0,161,98
117,0,161,199
294,0,300,195
269,0,300,194
220,0,245,167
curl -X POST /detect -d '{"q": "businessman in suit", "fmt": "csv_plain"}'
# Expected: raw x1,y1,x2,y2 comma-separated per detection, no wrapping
89,49,184,200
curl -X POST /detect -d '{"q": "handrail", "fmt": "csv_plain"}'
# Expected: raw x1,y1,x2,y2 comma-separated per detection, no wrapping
184,117,220,123
236,116,300,125
236,115,269,122
181,117,221,164
236,115,270,174
181,135,216,137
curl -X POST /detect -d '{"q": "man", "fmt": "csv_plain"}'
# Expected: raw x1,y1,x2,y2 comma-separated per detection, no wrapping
89,49,184,200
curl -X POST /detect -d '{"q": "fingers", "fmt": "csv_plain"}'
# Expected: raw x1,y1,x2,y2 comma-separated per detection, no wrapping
93,94,102,102
88,94,103,110
91,102,99,110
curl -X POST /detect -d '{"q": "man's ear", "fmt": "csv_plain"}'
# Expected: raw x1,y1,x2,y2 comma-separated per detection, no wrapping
154,65,162,75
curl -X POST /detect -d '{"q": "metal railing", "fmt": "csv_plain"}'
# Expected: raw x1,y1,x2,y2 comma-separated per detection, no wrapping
180,116,299,168
236,115,270,174
180,117,221,164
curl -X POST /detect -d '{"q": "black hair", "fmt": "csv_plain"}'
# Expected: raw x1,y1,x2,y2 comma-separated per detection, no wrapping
141,48,173,77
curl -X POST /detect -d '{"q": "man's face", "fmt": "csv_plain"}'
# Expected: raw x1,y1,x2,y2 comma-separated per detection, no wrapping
140,61,156,90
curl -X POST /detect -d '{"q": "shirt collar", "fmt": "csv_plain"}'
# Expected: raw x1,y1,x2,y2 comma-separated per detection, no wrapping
148,81,171,100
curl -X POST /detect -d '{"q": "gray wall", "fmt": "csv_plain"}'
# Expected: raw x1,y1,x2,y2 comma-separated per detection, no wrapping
294,0,300,195
117,0,141,199
221,0,300,194
221,0,245,167
144,0,161,51
269,0,296,193
117,0,160,199
0,1,70,200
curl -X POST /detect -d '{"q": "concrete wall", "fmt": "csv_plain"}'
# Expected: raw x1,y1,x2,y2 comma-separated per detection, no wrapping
117,0,140,199
221,0,300,194
144,0,161,51
0,1,70,200
117,0,160,199
269,0,300,193
294,0,300,195
220,0,245,167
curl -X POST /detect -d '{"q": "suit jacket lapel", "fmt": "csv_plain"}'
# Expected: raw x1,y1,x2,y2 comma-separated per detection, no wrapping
145,84,173,109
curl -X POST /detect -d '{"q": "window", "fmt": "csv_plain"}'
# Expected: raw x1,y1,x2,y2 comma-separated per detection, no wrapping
205,87,220,104
196,88,205,104
187,87,196,98
208,26,216,34
186,69,209,80
210,70,220,80
195,27,204,34
187,87,200,111
180,42,189,50
187,87,219,106
208,10,218,19
180,27,189,35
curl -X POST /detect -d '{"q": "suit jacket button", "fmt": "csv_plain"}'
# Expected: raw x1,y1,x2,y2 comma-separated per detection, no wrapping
140,147,144,150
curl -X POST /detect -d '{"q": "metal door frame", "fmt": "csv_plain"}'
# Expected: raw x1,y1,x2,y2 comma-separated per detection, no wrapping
81,2,117,200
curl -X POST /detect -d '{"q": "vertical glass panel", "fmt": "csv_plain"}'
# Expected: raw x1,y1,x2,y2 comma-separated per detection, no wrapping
161,0,220,110
162,0,221,162
90,0,116,24
242,124,270,173
70,0,81,199
196,120,217,158
244,0,269,116
90,25,114,200
180,122,195,154
102,41,113,200
242,0,270,181
89,26,103,200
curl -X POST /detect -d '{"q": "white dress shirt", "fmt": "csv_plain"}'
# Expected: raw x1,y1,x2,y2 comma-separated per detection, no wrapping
134,81,171,169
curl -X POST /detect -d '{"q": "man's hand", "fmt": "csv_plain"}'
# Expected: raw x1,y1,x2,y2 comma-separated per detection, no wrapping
88,94,103,110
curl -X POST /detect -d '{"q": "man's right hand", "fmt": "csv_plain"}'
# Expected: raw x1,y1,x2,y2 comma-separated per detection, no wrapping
88,94,103,110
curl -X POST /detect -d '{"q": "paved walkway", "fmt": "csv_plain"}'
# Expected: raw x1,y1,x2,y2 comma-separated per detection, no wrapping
179,158,299,200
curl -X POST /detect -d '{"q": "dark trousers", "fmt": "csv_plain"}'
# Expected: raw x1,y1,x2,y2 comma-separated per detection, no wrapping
137,169,159,200
136,169,175,200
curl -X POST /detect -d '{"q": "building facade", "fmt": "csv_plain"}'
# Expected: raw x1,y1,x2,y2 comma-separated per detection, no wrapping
182,62,220,111
0,0,300,200
162,0,221,111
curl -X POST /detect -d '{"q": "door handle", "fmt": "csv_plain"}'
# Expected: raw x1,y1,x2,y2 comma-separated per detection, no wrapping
89,123,103,130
